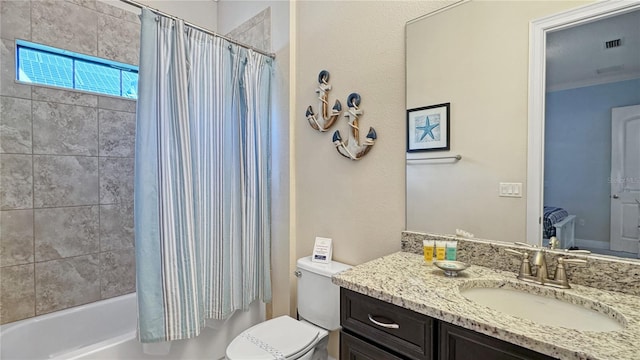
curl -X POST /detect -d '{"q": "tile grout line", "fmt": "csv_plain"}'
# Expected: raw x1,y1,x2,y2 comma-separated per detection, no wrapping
0,151,134,160
10,202,118,211
29,6,36,313
29,89,136,112
97,92,103,300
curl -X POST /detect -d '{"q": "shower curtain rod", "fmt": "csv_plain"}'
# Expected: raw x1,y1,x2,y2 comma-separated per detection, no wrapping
119,0,276,59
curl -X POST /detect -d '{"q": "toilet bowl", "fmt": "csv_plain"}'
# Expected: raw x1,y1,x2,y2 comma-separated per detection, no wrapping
225,257,351,360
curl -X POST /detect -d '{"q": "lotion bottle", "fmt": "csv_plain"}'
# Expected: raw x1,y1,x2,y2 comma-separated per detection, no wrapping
445,241,458,260
423,240,434,265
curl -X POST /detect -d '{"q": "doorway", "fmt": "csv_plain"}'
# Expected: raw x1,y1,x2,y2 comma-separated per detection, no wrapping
610,105,640,255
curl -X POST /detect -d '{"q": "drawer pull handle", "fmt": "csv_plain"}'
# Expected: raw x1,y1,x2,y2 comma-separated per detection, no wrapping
367,314,399,329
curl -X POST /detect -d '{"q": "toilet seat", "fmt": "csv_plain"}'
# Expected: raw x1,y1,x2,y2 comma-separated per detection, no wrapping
226,316,325,360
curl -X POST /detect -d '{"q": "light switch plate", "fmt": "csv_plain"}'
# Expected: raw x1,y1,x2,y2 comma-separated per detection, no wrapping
499,182,523,197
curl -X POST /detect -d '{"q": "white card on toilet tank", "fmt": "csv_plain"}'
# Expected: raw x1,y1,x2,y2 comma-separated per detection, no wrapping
312,237,333,263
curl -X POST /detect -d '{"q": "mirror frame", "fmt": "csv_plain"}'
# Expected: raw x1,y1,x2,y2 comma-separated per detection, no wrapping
526,0,640,246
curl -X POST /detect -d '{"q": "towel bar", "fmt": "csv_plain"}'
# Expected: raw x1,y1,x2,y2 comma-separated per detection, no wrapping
407,154,462,162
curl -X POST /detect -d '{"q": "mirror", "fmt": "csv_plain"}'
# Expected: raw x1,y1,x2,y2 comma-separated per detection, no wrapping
406,1,640,261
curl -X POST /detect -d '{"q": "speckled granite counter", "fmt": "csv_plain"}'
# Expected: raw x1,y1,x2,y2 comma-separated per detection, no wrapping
401,231,640,296
332,252,640,360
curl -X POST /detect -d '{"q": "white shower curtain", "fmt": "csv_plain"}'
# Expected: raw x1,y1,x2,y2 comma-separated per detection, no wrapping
134,9,272,342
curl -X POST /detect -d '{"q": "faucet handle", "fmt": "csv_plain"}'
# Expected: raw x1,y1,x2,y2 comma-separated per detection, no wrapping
505,249,532,277
514,242,536,248
559,257,588,266
562,248,591,254
552,257,588,288
505,248,525,256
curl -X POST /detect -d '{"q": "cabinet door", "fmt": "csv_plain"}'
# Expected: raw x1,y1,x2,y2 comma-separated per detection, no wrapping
341,331,405,360
439,322,556,360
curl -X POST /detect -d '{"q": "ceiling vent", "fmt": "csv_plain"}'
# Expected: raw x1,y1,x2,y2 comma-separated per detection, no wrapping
604,38,622,49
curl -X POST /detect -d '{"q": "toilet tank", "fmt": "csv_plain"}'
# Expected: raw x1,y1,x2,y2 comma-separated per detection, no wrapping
296,257,351,331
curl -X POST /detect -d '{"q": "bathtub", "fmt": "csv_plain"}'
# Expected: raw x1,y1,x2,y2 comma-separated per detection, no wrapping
0,293,264,360
1,293,137,359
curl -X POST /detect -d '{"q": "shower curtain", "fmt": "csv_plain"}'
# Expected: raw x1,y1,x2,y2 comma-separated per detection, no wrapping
134,9,272,342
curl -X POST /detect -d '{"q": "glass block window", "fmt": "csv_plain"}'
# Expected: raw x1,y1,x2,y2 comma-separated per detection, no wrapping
16,40,138,99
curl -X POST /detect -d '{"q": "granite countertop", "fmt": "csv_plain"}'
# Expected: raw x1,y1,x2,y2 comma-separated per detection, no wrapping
332,252,639,360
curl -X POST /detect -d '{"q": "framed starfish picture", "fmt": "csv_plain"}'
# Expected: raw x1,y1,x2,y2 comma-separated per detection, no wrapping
406,103,450,152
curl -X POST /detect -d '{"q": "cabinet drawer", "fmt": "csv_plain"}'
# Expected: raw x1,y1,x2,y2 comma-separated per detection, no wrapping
341,288,434,360
341,331,405,360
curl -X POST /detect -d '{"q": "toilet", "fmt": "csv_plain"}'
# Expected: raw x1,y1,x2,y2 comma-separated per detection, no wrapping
225,256,351,360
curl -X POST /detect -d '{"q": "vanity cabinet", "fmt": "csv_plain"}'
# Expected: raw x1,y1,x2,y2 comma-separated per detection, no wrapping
340,288,556,360
340,288,435,360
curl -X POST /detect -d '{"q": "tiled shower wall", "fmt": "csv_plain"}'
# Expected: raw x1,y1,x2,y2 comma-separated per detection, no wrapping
0,0,139,324
225,7,271,53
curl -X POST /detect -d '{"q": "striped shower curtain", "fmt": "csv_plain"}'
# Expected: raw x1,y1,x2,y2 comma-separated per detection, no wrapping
134,9,272,343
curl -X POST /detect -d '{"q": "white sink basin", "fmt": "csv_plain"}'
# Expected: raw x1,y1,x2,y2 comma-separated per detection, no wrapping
459,281,625,332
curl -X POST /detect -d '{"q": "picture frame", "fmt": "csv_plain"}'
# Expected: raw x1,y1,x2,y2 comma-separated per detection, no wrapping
406,103,450,152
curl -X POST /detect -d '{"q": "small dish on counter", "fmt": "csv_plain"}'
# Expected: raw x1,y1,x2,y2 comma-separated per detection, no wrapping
434,260,469,277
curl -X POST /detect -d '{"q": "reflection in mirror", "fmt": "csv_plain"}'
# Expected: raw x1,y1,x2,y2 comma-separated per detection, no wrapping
544,9,640,258
406,1,640,262
531,3,640,259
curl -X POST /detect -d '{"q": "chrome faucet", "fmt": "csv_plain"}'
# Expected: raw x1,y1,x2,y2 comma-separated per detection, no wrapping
506,244,587,289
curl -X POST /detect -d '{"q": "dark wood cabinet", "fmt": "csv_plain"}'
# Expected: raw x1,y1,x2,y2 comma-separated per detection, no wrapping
439,322,555,360
341,331,405,360
340,288,557,360
340,288,434,360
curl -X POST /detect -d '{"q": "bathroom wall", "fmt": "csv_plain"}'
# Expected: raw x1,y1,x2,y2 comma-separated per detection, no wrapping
293,1,457,356
294,0,455,267
0,0,140,324
217,0,292,321
545,78,640,245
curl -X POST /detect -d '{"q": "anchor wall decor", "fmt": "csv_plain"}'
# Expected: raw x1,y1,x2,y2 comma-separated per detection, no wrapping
305,70,342,132
332,93,377,160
